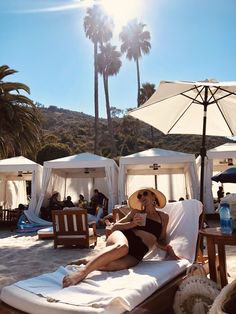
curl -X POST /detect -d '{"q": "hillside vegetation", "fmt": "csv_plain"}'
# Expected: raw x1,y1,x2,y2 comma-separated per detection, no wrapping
37,105,234,163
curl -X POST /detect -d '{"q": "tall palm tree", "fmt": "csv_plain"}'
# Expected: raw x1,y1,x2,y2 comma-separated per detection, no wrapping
119,19,151,107
140,82,156,146
0,65,41,158
139,82,156,105
83,5,113,154
97,43,122,156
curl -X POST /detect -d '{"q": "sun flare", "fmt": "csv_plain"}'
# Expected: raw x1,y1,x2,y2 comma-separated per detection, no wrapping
100,0,142,31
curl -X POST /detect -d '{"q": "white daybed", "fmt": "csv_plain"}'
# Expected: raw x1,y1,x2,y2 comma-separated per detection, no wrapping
1,199,202,314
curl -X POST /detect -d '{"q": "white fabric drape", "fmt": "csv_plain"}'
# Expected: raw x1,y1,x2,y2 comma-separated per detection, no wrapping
0,157,43,212
118,149,199,204
35,153,118,215
35,167,52,216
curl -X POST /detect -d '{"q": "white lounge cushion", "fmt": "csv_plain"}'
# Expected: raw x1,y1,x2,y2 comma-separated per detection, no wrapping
1,199,202,314
37,226,95,239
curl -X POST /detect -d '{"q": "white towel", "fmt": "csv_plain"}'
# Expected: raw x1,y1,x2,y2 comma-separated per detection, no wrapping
15,259,190,312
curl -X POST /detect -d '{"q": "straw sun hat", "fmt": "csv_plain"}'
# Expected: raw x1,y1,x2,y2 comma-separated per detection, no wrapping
128,188,166,210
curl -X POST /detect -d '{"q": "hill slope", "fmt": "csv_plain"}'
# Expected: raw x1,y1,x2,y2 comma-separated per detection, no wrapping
39,105,234,158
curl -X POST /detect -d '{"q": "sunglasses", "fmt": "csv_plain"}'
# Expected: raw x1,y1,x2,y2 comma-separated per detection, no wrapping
137,191,149,200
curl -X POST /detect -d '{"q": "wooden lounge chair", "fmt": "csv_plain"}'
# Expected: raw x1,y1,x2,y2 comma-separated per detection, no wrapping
52,209,97,248
0,208,20,231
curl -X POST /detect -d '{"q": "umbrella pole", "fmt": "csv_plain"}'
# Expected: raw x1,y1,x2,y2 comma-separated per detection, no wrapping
154,174,157,189
200,87,209,205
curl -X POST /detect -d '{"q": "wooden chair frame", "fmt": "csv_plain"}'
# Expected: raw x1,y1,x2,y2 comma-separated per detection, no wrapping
52,209,97,249
0,208,20,231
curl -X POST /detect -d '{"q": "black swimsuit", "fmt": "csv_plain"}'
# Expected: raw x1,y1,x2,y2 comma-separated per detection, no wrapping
120,216,162,261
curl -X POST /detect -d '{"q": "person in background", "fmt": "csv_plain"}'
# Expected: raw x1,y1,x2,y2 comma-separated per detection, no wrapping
44,192,64,221
63,188,179,288
217,186,224,203
49,192,63,209
90,189,108,215
78,194,88,208
63,196,74,208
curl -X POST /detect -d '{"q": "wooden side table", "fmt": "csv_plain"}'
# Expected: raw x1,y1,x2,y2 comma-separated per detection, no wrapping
199,227,236,288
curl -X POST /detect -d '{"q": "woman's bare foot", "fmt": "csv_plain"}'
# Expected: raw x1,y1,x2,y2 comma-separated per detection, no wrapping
67,257,90,266
63,270,87,288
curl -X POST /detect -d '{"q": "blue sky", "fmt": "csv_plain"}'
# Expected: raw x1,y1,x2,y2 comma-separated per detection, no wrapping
1,0,236,118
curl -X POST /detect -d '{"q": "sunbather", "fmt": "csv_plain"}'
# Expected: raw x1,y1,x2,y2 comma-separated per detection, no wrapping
63,188,180,288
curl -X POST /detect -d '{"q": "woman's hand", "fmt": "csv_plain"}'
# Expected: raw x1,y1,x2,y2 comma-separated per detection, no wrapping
165,244,181,260
111,213,140,231
132,213,144,226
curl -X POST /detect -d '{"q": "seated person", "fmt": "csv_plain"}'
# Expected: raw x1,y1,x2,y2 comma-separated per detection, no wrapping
44,192,64,220
78,194,88,209
63,196,74,208
89,189,108,216
18,203,26,214
49,192,63,210
63,188,180,288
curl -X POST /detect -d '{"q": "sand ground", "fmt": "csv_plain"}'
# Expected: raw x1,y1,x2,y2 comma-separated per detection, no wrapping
0,220,236,313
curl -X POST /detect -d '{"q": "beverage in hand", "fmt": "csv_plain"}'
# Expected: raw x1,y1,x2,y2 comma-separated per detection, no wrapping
135,212,147,226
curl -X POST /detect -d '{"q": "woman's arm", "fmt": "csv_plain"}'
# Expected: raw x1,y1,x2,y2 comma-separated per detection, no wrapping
111,210,142,231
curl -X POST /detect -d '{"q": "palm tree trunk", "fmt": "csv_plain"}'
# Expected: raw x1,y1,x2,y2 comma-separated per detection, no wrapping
151,126,155,147
103,74,117,156
94,42,99,154
136,59,141,107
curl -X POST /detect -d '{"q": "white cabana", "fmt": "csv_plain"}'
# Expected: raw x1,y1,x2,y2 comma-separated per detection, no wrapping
0,156,43,211
196,142,236,213
118,148,199,204
35,152,119,214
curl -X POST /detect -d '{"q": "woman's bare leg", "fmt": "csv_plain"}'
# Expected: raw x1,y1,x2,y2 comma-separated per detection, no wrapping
67,257,90,266
98,254,139,271
63,231,130,288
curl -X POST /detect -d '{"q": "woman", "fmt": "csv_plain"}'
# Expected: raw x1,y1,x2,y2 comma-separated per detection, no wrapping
63,188,179,288
49,192,62,209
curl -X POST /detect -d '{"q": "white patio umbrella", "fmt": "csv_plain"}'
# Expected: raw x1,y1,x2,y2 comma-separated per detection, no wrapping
128,80,236,204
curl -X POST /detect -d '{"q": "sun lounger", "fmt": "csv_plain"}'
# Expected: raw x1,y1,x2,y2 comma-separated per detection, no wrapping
37,226,54,239
0,199,202,314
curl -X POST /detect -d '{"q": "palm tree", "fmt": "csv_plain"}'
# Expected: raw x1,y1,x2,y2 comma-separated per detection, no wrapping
97,43,122,156
0,65,41,158
140,82,156,105
119,19,151,107
83,5,113,154
140,82,156,146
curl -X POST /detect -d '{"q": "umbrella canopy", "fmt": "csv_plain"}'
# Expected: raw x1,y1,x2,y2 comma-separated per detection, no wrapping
128,80,236,203
211,167,236,183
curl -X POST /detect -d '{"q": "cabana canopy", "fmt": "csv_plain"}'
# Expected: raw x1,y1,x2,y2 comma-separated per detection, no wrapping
0,156,42,211
196,143,236,213
35,152,118,214
118,148,199,203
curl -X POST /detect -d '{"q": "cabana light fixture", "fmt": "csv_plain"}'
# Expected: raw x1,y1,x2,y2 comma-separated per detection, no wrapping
149,163,160,170
84,168,90,174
